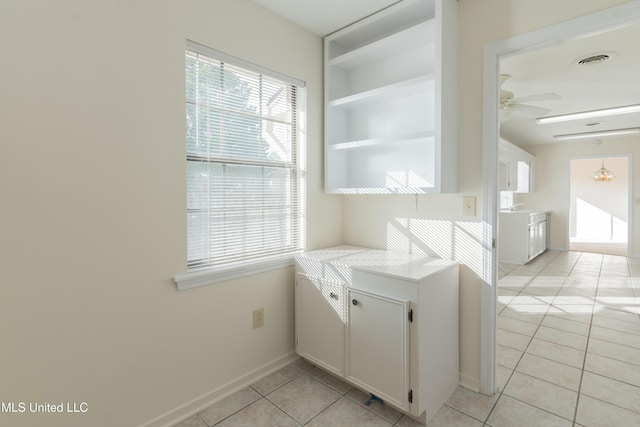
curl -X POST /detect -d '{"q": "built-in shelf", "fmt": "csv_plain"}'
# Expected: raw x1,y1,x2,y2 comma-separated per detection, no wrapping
328,21,435,70
324,0,457,194
326,0,436,60
328,131,435,152
328,76,434,109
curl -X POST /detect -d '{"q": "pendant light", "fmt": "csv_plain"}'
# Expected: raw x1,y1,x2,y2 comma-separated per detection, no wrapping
593,159,615,182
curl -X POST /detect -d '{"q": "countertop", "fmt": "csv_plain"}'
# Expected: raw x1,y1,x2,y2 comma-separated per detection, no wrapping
499,209,551,215
297,247,457,283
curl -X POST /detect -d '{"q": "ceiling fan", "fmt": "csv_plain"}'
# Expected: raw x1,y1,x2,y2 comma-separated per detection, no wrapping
500,74,561,121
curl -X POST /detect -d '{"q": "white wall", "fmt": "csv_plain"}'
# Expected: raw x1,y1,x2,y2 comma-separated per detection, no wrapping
1,0,636,425
342,0,633,391
569,156,629,240
520,138,638,254
0,1,341,426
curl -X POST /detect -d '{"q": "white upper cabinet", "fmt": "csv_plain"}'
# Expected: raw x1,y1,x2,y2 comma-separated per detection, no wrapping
324,0,458,194
498,139,535,193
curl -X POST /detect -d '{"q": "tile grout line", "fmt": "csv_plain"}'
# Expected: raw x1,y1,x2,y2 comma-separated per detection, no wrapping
581,258,640,392
487,252,638,426
493,251,597,424
570,252,602,427
499,394,577,424
580,256,640,419
207,392,264,427
298,394,341,427
578,371,640,415
263,369,344,426
263,366,398,426
252,366,317,426
486,251,568,425
442,403,488,425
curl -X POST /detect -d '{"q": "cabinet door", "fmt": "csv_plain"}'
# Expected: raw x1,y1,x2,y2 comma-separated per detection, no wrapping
537,221,547,255
498,160,511,191
295,276,345,376
346,288,409,410
527,221,546,260
499,140,536,193
498,143,513,191
515,159,531,193
528,224,536,260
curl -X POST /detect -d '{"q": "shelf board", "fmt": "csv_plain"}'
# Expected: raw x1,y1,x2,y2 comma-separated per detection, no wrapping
326,0,435,57
328,75,435,109
327,186,435,195
328,131,435,151
329,20,434,70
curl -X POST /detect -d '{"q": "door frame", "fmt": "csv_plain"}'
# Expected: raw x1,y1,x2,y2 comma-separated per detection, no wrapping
480,2,640,395
566,154,633,255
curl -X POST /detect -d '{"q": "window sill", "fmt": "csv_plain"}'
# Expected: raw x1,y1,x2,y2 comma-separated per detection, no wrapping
173,255,297,291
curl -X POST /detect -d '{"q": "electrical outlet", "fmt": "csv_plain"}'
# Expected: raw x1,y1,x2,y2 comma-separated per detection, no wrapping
253,308,264,329
463,196,476,216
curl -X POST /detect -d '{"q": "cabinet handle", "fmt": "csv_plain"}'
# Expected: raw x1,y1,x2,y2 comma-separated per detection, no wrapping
352,299,359,306
330,292,338,299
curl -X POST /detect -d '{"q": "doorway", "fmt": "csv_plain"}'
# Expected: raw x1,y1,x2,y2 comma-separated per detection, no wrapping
569,155,630,256
481,2,640,395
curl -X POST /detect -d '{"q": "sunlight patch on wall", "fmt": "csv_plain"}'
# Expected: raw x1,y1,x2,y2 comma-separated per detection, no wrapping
387,218,484,277
385,170,433,189
574,198,628,242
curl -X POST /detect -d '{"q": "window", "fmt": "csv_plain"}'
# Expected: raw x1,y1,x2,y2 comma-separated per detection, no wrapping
179,41,306,288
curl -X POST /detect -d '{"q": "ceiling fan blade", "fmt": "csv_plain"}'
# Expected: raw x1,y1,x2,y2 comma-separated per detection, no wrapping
512,93,561,103
499,108,513,122
499,74,511,86
510,104,552,116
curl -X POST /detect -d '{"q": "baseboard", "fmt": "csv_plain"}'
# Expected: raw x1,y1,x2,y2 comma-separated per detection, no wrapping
141,351,299,427
459,373,480,393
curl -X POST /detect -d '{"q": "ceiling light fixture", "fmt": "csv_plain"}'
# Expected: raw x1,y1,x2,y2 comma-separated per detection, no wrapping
593,159,615,182
553,128,640,141
537,104,640,124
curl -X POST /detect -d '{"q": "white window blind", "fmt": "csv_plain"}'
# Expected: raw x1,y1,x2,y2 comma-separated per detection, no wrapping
185,41,306,273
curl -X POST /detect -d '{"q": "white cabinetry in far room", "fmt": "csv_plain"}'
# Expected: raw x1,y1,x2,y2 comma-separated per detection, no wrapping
294,247,459,424
498,138,536,193
498,211,549,264
324,0,458,194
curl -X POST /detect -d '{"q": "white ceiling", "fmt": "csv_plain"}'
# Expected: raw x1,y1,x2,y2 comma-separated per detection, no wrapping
500,22,640,147
252,0,640,148
251,0,399,36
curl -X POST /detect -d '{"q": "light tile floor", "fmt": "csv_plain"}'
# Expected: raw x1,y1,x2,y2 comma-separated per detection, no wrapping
176,251,640,426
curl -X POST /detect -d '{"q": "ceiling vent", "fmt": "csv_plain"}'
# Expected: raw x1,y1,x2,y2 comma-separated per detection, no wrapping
574,52,615,66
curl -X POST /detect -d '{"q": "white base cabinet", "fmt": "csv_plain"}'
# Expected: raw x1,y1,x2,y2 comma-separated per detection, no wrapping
295,276,345,377
499,211,549,264
295,247,459,424
346,288,409,410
